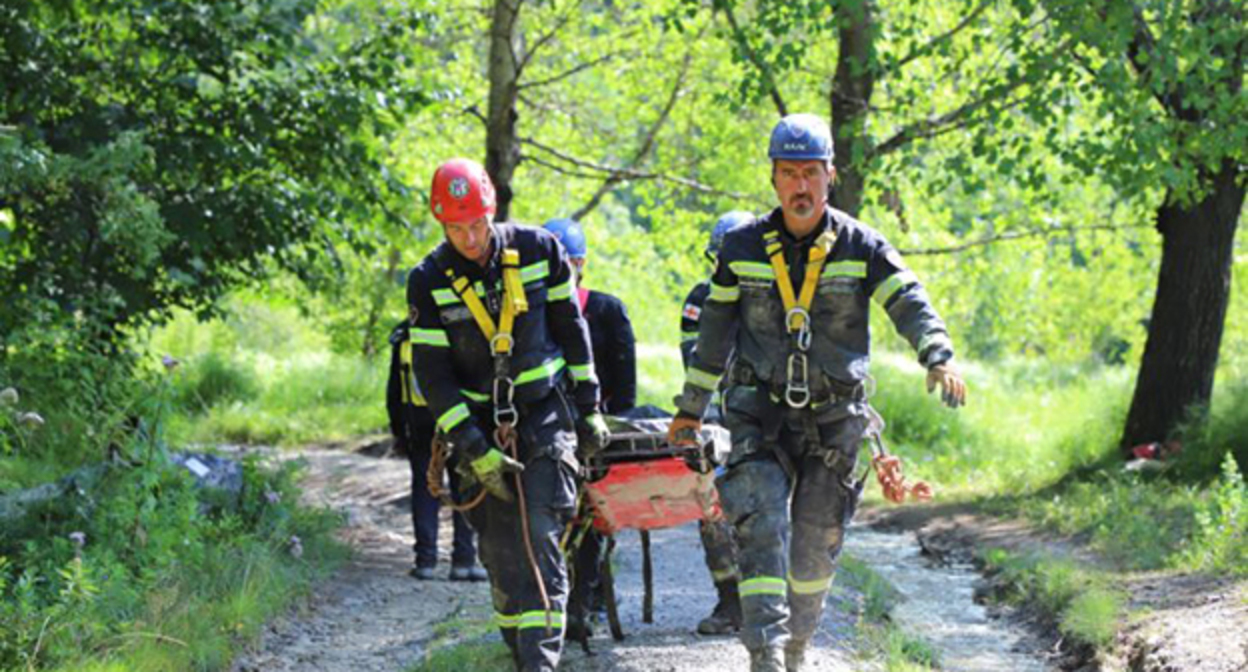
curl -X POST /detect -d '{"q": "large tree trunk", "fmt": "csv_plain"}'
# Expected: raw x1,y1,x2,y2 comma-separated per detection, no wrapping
486,0,523,221
830,0,876,218
1121,159,1246,456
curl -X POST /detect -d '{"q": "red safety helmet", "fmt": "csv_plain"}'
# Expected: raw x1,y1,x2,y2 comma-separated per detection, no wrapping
430,158,496,224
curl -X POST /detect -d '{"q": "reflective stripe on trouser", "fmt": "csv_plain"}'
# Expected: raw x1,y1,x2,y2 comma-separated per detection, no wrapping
717,414,860,653
464,393,578,672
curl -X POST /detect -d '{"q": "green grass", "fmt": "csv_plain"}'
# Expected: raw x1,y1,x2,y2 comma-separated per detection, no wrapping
407,612,508,672
835,556,940,671
982,548,1125,649
147,303,388,447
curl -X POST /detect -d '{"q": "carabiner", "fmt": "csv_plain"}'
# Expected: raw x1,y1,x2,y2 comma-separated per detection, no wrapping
785,352,810,408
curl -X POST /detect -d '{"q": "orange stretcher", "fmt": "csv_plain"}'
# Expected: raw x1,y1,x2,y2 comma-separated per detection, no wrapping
572,414,730,641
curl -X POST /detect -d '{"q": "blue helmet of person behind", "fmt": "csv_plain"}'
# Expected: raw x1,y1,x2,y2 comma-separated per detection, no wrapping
706,210,754,261
542,218,587,259
768,113,834,162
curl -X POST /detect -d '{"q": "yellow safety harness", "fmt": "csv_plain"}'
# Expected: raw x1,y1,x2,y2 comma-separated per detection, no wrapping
761,227,837,407
444,247,530,426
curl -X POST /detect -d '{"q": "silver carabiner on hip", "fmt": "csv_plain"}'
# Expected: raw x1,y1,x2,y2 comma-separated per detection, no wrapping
785,307,812,352
785,352,810,408
493,376,518,426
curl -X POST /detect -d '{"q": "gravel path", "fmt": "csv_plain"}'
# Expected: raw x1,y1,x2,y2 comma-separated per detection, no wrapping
228,442,865,671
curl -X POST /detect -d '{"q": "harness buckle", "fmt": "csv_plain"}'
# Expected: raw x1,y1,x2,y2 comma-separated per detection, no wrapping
490,333,515,356
785,352,810,409
785,307,812,352
493,376,518,426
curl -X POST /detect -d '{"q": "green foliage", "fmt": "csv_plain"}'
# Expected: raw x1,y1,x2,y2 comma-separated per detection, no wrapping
0,454,345,670
835,557,939,670
1178,452,1248,576
983,550,1124,650
171,353,260,413
152,301,387,447
1175,380,1248,480
0,0,426,346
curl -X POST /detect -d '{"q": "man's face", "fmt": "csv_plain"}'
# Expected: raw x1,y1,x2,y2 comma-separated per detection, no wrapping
773,160,831,220
443,216,492,265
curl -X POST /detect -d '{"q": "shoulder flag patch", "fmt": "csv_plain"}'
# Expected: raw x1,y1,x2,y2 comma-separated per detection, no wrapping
683,304,702,321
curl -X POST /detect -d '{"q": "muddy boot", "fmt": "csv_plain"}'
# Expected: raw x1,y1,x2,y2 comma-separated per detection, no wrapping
697,580,743,635
749,646,785,672
784,639,807,671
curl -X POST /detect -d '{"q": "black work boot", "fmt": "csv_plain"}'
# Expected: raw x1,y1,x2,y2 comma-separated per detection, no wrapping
696,579,743,635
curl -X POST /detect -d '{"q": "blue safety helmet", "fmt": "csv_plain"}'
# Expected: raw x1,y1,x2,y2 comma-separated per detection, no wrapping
706,210,754,261
542,218,587,259
768,114,834,162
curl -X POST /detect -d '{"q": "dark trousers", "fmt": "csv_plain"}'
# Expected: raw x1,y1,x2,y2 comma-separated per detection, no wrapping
463,392,579,672
718,386,866,653
407,421,477,568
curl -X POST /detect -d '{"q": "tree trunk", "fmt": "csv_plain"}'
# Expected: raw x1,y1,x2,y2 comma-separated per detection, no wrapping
1120,158,1246,456
830,0,876,218
486,0,523,221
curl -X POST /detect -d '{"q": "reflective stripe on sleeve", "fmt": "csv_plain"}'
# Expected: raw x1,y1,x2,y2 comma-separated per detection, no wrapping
686,366,720,392
729,261,776,280
520,261,549,284
432,288,461,306
437,402,470,433
872,270,918,305
569,363,596,383
822,260,867,279
410,328,450,347
708,282,740,302
548,280,574,301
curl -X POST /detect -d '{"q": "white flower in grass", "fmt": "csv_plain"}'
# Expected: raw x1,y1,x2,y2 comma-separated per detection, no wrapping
69,532,87,548
17,412,44,427
289,535,304,559
0,388,17,406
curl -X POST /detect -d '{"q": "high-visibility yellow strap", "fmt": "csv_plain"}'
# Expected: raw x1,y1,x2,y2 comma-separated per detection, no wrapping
796,232,835,315
450,271,497,341
569,363,595,383
462,389,490,403
787,571,833,595
499,249,528,352
823,260,867,279
729,261,775,279
740,576,788,597
763,230,799,318
763,229,836,332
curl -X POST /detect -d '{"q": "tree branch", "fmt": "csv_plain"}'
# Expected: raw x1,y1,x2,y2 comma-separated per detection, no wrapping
718,3,788,117
517,0,585,75
519,49,633,90
521,137,768,205
869,38,1071,159
885,0,993,75
899,222,1151,256
571,49,693,220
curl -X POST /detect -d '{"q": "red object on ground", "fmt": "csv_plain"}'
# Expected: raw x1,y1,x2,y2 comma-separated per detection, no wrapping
584,457,721,535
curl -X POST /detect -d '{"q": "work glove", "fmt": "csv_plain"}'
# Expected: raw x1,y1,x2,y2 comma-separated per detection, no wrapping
667,412,702,448
576,412,611,459
470,449,525,502
926,362,967,409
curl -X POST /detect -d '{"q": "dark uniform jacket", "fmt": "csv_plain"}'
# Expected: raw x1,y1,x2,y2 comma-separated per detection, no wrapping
385,320,434,453
677,206,953,418
406,223,600,459
679,281,711,370
583,290,636,414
